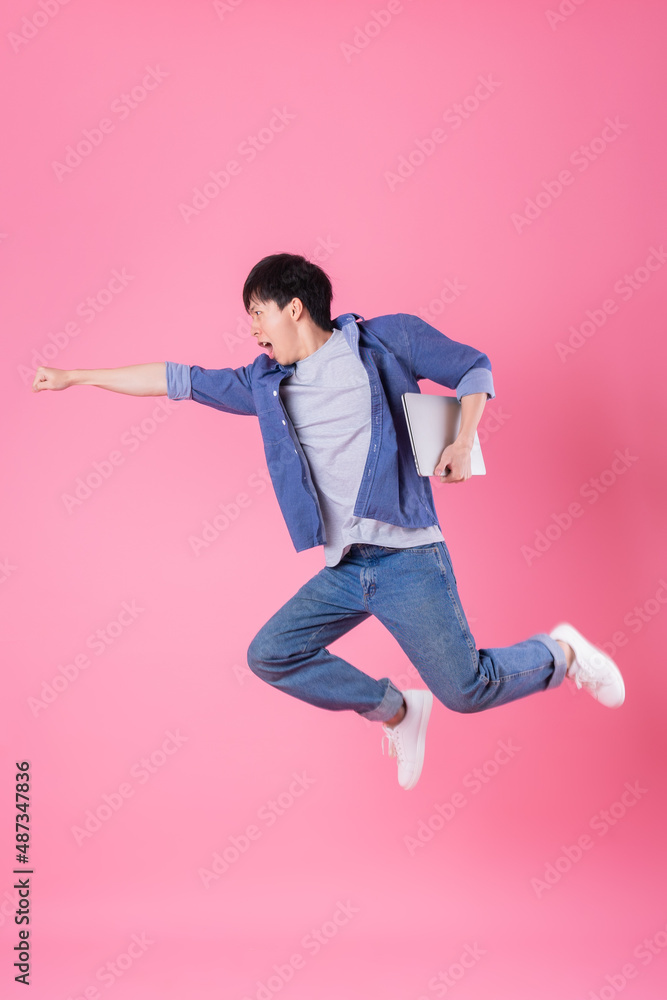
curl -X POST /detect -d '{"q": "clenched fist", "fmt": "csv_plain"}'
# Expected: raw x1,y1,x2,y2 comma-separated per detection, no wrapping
32,367,71,392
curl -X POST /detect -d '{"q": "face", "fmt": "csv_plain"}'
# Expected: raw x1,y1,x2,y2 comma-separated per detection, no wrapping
248,296,298,365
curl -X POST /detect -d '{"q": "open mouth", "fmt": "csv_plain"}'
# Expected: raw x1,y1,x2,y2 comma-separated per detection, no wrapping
258,340,274,359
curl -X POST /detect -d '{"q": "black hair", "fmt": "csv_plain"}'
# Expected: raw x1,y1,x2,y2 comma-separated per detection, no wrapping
242,252,333,330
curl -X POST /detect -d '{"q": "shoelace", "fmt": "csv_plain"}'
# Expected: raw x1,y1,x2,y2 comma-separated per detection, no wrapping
571,653,610,691
381,724,405,762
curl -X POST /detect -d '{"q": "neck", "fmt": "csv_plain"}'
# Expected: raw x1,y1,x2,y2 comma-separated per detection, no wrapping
295,323,333,360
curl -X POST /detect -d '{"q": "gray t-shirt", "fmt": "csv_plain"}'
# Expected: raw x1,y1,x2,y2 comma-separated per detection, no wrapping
279,328,444,566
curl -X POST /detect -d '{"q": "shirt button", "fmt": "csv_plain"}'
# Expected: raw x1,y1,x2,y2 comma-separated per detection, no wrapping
282,419,286,425
273,390,277,396
294,449,298,455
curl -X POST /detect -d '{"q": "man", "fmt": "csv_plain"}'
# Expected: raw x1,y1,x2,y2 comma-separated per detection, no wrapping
32,252,625,791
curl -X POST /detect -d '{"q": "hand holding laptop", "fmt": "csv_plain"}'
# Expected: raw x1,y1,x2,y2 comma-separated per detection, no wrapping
434,439,474,482
401,392,486,479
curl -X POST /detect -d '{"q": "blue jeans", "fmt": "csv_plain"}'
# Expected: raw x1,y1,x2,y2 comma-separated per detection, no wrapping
246,542,567,722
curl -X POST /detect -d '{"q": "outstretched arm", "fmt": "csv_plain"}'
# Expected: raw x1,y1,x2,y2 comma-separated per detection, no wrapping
31,363,167,396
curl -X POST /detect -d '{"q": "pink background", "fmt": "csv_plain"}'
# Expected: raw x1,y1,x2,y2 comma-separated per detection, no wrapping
2,1,667,997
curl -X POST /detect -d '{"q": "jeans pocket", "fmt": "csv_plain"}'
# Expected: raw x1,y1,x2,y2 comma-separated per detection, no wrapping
436,542,458,585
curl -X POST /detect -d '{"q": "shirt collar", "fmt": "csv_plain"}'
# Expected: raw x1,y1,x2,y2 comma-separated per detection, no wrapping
273,312,364,373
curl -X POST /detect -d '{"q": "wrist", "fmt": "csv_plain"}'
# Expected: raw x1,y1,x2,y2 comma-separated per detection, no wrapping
454,434,474,450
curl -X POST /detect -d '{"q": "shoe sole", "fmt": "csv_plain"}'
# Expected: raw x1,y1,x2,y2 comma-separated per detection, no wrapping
551,621,625,707
402,691,433,791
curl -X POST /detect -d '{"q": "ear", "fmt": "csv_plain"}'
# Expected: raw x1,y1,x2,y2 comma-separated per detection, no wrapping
290,297,304,320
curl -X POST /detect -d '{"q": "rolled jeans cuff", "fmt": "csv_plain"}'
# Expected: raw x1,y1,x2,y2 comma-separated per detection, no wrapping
357,679,405,722
530,632,568,689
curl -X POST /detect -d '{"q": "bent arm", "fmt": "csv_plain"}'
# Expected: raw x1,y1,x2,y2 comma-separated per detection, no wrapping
399,313,496,400
32,363,167,396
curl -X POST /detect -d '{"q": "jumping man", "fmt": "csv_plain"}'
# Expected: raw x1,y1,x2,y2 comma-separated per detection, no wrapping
32,252,625,790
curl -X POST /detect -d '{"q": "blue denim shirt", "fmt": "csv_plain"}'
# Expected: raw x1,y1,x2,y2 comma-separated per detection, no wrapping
166,311,495,552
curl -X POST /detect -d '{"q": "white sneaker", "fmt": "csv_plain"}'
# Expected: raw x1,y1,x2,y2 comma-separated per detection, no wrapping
381,689,433,790
550,622,625,708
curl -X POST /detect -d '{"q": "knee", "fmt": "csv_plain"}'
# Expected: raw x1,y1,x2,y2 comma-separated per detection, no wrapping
246,631,269,677
442,695,480,715
434,648,484,713
435,687,484,715
247,626,285,681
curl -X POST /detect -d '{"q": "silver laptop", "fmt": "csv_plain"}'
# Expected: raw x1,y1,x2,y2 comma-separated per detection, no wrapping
401,392,486,477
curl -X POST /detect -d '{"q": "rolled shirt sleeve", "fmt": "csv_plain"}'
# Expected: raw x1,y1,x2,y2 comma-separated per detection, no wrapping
455,365,495,402
165,361,192,400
